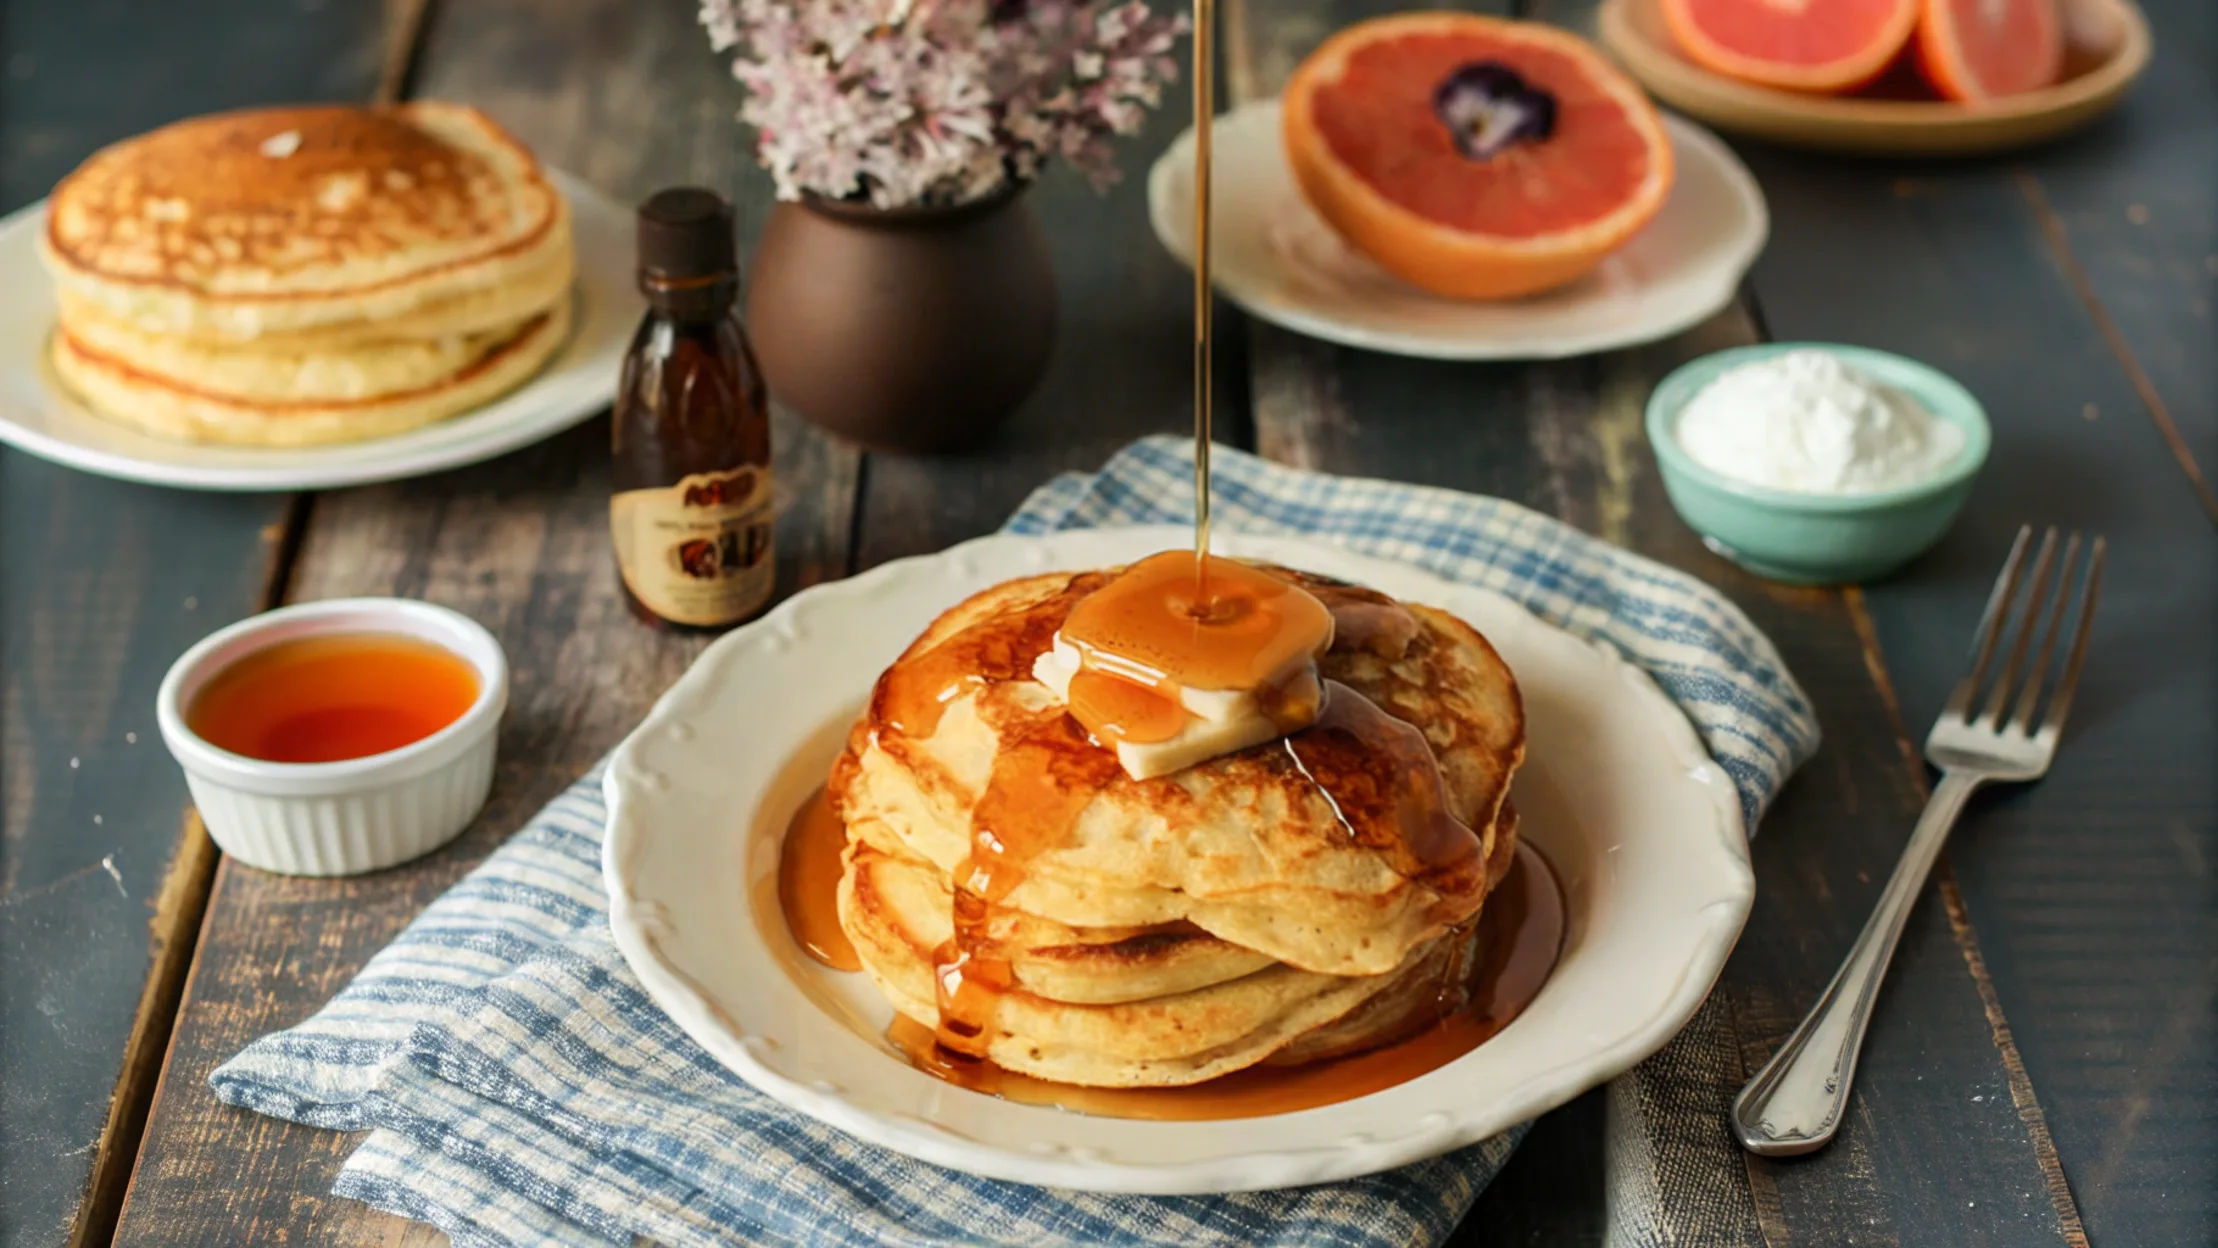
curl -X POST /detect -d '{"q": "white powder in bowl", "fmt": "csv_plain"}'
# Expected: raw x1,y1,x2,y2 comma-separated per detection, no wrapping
1673,349,1966,494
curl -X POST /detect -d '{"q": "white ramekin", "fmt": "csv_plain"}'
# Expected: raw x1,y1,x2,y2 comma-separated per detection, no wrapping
156,597,509,876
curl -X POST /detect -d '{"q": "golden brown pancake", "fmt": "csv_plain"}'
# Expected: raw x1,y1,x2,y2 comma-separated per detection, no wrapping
829,562,1527,1088
1265,805,1518,1069
845,842,1277,1005
49,296,570,446
835,568,1524,977
38,101,575,445
57,304,548,404
50,230,574,353
41,102,567,341
841,840,1473,1087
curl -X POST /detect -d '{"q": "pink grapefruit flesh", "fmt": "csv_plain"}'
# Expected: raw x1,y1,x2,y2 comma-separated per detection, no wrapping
1283,14,1674,300
1916,0,2065,101
1661,0,1922,94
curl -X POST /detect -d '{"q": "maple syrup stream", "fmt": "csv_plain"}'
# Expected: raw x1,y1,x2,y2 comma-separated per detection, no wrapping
776,574,1562,1117
770,0,1562,1116
1192,0,1216,584
922,9,1233,1072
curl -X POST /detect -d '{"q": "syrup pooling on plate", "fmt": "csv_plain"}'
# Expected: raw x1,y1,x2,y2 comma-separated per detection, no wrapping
778,786,860,972
801,556,1541,1110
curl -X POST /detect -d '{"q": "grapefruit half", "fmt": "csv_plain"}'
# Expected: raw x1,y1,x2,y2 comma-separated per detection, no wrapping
1659,0,1920,94
1282,14,1674,301
1916,0,2064,101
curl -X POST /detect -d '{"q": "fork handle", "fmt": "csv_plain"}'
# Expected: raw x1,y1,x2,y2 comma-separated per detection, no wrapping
1732,768,1983,1156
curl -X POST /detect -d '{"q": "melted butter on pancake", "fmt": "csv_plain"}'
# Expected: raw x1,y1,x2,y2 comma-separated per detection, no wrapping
833,562,1526,1086
1035,552,1336,779
1058,553,1332,703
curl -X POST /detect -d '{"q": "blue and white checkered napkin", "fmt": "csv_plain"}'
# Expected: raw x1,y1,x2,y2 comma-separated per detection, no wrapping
213,436,1816,1248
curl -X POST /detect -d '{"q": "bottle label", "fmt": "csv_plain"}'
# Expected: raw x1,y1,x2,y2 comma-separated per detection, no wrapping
610,465,775,626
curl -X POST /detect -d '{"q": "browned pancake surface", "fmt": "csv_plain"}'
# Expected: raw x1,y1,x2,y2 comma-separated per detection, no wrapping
835,566,1525,977
46,102,555,299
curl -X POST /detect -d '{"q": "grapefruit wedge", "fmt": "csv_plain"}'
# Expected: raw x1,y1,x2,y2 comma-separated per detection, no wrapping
1916,0,2064,101
1659,0,1920,94
1282,14,1674,301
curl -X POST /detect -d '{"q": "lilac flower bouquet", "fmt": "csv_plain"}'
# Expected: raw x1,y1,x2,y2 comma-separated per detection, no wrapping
698,0,1187,209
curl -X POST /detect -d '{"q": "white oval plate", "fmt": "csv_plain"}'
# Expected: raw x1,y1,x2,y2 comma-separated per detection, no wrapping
1148,100,1767,361
604,526,1751,1194
0,169,634,491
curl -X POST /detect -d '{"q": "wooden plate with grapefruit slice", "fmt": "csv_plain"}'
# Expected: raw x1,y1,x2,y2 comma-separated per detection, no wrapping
1599,0,2149,155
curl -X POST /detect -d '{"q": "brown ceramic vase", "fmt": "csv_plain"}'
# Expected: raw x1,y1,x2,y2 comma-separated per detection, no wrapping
744,182,1057,453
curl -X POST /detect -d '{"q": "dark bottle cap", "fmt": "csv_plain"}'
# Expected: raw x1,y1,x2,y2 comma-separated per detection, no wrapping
637,187,737,281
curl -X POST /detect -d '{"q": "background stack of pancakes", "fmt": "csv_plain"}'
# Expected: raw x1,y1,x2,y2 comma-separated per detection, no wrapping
41,102,572,447
833,569,1526,1089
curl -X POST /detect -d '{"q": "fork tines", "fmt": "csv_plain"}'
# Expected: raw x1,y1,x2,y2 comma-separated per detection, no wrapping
1943,524,2106,740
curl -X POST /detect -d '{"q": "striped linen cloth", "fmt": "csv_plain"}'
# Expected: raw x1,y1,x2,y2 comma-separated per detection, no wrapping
212,436,1817,1247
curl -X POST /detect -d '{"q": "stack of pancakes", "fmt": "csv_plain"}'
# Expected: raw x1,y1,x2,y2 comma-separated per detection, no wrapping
41,102,572,446
833,567,1526,1088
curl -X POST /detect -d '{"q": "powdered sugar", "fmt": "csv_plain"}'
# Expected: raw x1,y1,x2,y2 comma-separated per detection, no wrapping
1673,349,1965,494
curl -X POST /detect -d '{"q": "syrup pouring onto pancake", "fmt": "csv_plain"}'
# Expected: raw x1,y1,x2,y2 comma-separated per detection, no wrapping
776,0,1562,1115
778,553,1559,1113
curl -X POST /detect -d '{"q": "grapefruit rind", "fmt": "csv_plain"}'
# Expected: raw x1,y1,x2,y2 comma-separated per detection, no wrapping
1659,0,1921,95
1282,14,1675,301
1914,0,2065,103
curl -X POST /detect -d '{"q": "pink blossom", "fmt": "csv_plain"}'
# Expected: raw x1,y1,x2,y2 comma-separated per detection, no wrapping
699,0,1186,208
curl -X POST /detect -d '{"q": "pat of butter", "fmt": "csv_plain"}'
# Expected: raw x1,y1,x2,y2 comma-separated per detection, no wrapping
1032,635,1319,780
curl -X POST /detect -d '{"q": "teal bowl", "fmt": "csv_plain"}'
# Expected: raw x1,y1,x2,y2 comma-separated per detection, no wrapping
1646,343,1991,585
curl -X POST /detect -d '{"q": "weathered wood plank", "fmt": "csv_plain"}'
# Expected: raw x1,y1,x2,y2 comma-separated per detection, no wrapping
0,2,400,1243
2012,0,2216,523
1736,113,2218,1247
1227,2,2089,1243
112,1,860,1242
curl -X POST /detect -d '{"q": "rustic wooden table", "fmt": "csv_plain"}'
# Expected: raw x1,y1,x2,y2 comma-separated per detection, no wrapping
1,0,2208,1244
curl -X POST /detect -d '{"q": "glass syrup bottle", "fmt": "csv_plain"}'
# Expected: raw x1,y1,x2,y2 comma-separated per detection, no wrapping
609,187,774,632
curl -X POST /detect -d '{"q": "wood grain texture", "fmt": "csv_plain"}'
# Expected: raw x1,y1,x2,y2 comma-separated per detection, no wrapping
112,1,858,1242
1229,2,2090,1243
2006,0,2215,523
0,2,396,1243
97,1,2213,1245
1736,117,2217,1244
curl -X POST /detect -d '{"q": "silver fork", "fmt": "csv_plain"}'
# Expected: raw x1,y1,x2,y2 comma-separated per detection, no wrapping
1732,525,2106,1157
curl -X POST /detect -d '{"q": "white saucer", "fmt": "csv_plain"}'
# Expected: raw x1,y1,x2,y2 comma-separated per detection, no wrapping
603,526,1752,1194
1147,101,1768,361
0,170,635,491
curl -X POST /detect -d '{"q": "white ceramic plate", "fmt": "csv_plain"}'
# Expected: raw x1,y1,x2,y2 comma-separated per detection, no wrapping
604,526,1752,1193
1147,101,1768,361
0,170,634,491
